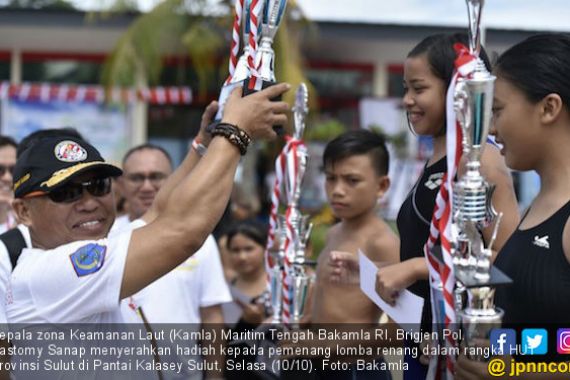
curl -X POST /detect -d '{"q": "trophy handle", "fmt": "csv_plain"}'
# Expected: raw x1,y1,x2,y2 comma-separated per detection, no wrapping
483,184,498,227
454,79,470,153
293,83,309,140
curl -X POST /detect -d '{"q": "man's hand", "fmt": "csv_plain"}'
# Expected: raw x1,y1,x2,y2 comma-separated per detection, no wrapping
197,101,219,147
222,83,290,140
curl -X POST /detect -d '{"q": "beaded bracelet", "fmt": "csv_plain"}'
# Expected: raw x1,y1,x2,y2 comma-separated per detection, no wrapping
210,122,251,155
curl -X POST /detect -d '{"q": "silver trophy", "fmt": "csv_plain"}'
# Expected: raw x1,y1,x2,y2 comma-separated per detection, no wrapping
256,0,288,83
242,0,288,135
286,83,314,328
268,83,314,327
452,0,509,361
215,0,258,120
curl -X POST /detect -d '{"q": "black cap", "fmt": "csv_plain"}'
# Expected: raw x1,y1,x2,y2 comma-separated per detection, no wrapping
13,136,123,198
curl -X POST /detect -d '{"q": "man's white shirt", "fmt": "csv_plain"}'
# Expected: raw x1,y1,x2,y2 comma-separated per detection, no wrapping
3,219,231,379
134,234,231,323
0,224,31,324
117,219,231,380
6,228,138,324
4,225,155,379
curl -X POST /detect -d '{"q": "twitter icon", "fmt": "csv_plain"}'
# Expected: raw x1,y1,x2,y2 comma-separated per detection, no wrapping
522,329,548,355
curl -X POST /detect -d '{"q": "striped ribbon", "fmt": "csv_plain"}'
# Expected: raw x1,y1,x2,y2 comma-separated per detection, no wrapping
423,43,477,380
246,0,264,91
224,0,244,85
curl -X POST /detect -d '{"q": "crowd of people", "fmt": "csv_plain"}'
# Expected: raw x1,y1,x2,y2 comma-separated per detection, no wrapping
0,31,568,380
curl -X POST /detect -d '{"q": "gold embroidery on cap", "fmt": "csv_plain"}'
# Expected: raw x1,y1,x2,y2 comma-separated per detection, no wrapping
41,162,106,188
13,173,31,191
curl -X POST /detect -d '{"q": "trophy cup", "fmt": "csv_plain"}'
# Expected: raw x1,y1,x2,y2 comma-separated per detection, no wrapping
243,0,288,93
243,0,288,134
452,0,511,361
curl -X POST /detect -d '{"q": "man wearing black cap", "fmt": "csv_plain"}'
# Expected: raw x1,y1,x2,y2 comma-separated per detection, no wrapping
6,84,290,324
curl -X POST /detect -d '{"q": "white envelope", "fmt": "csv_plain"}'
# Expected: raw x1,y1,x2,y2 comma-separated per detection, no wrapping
358,250,424,333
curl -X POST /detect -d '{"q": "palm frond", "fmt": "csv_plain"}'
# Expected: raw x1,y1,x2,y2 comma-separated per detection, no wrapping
101,0,191,87
182,20,225,99
102,0,315,108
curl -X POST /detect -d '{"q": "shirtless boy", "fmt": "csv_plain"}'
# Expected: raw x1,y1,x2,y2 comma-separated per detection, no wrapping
308,130,400,379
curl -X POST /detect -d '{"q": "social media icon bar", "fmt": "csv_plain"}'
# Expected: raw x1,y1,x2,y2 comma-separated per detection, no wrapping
521,329,548,355
557,328,570,354
490,329,517,355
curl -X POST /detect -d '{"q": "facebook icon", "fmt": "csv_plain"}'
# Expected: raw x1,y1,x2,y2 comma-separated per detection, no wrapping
491,329,517,355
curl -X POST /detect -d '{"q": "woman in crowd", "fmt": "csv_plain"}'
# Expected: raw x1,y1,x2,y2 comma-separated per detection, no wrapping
222,219,270,330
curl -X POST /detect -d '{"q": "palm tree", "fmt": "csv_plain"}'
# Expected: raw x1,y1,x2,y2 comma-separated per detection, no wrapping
101,0,315,106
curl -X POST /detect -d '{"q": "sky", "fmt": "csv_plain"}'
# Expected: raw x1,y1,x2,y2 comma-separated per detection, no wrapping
295,0,570,32
71,0,570,33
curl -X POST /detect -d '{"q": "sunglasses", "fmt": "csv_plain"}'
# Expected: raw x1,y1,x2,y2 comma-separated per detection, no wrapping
0,165,15,177
47,177,112,203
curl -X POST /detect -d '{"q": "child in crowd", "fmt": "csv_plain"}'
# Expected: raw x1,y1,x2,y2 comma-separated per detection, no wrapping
222,219,270,329
307,129,400,380
222,219,271,380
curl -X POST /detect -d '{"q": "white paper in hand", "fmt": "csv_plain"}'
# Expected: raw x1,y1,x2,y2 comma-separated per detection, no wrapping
358,250,424,333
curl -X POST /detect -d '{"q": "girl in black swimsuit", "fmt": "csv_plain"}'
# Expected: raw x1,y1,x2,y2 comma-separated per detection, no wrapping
456,34,570,380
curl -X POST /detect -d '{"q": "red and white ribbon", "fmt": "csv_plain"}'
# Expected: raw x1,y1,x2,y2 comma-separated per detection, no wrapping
246,0,263,91
224,0,245,85
423,43,477,380
266,149,287,272
0,82,192,105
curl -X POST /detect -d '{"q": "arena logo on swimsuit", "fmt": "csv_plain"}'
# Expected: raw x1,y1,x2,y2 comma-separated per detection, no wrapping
69,243,107,277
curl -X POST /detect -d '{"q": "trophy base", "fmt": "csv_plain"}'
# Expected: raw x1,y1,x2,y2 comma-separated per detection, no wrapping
457,266,512,288
430,245,512,288
242,78,285,136
459,307,504,361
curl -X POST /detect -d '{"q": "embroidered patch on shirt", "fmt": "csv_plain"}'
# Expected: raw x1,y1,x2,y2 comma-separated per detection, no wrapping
69,243,107,277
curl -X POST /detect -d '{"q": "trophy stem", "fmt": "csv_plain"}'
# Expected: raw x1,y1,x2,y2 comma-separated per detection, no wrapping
465,0,484,56
270,267,283,323
459,286,503,360
257,37,276,82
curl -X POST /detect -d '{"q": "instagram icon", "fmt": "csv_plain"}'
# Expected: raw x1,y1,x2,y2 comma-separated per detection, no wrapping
557,329,570,354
